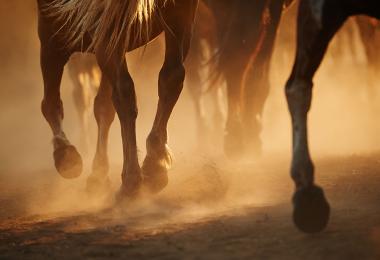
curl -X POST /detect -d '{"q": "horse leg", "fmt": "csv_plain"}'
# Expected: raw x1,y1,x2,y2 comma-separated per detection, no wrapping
87,76,115,194
223,62,247,159
40,47,83,179
142,5,195,193
241,60,270,157
222,1,270,160
242,2,283,157
285,1,346,233
68,59,91,154
97,54,142,199
210,85,225,136
185,44,208,150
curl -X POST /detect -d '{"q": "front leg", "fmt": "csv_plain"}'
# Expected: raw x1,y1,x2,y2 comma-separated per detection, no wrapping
142,1,197,193
87,76,115,196
285,0,346,233
97,54,142,200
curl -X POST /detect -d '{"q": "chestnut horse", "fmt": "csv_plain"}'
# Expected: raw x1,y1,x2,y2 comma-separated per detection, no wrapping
285,0,380,233
37,0,198,199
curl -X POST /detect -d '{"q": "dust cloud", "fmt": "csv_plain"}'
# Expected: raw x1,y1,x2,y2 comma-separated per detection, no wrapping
0,1,379,235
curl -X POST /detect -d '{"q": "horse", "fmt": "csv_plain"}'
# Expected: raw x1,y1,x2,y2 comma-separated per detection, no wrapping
66,2,222,155
200,0,289,158
285,0,380,233
185,1,225,149
66,0,293,160
37,0,199,199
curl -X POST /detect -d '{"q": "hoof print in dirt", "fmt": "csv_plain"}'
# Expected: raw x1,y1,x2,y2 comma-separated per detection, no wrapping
53,145,83,179
293,185,330,233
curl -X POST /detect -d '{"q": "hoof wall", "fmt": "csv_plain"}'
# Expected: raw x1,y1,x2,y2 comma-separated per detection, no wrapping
293,185,330,233
54,145,83,179
142,159,168,194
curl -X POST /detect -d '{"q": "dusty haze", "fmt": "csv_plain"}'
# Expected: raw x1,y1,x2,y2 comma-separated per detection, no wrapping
0,0,379,237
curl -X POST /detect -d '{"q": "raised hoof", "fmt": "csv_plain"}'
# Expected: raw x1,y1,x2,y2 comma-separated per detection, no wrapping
293,185,330,233
86,175,112,196
53,145,83,179
142,156,169,194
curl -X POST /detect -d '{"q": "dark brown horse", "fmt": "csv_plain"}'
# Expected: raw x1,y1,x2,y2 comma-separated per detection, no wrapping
37,0,198,199
201,0,288,158
285,0,380,233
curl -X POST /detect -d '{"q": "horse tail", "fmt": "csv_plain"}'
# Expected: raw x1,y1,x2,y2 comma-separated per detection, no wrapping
44,0,159,59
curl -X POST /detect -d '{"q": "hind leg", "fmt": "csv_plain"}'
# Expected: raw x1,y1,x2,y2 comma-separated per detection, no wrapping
286,1,346,233
186,50,208,150
142,3,195,193
241,58,270,158
68,60,91,154
87,76,115,194
241,3,282,157
97,54,142,200
223,70,245,159
40,47,83,179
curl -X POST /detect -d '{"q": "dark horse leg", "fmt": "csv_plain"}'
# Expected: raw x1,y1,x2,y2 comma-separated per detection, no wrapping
142,2,195,193
40,43,83,179
96,53,142,199
285,0,346,233
222,0,275,159
241,2,283,156
87,76,115,194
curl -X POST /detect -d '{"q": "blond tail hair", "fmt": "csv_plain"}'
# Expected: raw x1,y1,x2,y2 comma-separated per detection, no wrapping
44,0,160,59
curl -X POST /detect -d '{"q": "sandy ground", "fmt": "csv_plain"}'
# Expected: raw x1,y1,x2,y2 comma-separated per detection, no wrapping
1,153,380,260
1,2,380,259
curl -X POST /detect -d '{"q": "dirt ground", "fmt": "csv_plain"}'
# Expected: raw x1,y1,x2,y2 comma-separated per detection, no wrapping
1,153,380,260
1,2,380,259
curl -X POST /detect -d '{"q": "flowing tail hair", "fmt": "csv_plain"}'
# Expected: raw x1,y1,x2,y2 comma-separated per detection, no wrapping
44,0,163,59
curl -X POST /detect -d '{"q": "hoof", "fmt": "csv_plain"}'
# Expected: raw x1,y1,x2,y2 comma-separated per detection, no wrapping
53,145,83,179
142,156,169,194
293,185,330,233
115,174,143,204
86,175,112,196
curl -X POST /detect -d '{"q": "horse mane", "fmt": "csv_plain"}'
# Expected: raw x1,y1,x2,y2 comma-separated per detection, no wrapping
45,0,162,59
